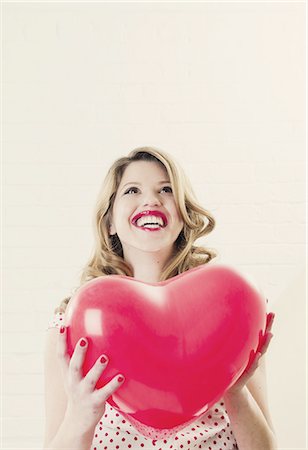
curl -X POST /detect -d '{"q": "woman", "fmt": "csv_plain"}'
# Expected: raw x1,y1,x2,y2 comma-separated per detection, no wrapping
44,146,277,449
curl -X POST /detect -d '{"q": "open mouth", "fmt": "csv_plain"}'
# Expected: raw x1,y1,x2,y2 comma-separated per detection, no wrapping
131,211,168,229
133,217,167,230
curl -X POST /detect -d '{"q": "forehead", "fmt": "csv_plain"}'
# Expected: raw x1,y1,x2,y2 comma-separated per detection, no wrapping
120,160,169,184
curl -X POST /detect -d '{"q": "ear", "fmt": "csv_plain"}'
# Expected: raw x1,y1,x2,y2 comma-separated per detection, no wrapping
109,222,116,236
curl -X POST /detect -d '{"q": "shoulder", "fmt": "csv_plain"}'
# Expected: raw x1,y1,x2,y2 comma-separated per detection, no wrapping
46,296,71,331
46,311,65,330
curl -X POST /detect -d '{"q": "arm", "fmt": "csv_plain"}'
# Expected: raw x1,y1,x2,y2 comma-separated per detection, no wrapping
43,328,96,450
223,312,278,450
45,413,96,450
223,356,278,450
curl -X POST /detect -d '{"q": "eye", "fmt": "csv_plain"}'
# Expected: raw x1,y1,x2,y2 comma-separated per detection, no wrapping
161,186,173,193
124,186,173,195
124,187,138,194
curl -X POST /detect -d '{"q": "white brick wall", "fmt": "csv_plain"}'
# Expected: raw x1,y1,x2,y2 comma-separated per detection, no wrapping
3,2,306,449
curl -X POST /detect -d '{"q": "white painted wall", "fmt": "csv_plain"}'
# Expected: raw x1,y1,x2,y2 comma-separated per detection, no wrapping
3,2,306,449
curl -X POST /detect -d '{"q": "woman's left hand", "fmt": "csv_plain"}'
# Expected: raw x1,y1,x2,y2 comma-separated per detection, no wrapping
225,311,275,395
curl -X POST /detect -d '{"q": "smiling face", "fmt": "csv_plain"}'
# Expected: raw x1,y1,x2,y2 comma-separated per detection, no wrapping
109,160,184,254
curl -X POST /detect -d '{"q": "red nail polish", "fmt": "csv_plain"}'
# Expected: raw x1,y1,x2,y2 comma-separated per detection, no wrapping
60,326,65,334
100,355,108,364
80,339,87,347
118,376,124,383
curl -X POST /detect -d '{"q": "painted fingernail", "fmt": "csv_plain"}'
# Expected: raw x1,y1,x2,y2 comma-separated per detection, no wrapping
118,375,125,383
80,339,87,347
100,355,108,364
60,326,65,334
269,315,275,327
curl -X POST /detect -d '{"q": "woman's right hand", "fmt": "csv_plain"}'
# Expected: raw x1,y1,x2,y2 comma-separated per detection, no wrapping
57,325,125,433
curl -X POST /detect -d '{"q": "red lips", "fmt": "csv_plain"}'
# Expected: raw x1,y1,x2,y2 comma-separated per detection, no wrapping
131,210,168,226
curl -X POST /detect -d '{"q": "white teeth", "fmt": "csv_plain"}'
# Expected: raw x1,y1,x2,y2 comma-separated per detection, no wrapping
136,215,165,227
141,224,161,229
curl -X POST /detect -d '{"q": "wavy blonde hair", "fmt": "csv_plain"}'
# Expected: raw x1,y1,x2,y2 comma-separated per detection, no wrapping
55,146,217,313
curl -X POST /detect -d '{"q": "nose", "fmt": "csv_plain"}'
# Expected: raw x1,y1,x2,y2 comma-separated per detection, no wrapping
142,191,162,207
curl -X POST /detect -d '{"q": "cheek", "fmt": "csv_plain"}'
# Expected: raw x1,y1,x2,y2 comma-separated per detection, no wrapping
171,202,183,221
114,202,134,224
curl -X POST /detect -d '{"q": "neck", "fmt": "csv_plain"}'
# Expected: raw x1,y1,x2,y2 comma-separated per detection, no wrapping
123,245,174,283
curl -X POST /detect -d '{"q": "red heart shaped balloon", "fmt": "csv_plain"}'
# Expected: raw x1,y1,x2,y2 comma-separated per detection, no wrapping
64,264,266,439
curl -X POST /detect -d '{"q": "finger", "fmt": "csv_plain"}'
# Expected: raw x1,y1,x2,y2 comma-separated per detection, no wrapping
245,352,262,378
265,312,275,332
57,326,70,379
252,351,262,367
257,312,275,353
259,332,273,355
94,374,125,404
68,337,89,385
256,328,266,354
82,354,110,393
245,349,256,373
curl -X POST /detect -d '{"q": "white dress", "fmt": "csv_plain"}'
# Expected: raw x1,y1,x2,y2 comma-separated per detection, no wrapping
47,311,238,450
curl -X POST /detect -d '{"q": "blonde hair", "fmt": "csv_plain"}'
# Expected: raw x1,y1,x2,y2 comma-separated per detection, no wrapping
55,146,217,313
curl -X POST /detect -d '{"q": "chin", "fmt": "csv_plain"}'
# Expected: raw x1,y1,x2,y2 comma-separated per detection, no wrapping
129,239,172,253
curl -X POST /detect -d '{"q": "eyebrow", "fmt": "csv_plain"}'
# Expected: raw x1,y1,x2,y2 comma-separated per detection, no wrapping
122,180,171,189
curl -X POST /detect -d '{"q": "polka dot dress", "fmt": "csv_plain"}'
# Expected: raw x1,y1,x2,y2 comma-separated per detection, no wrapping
47,312,238,450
